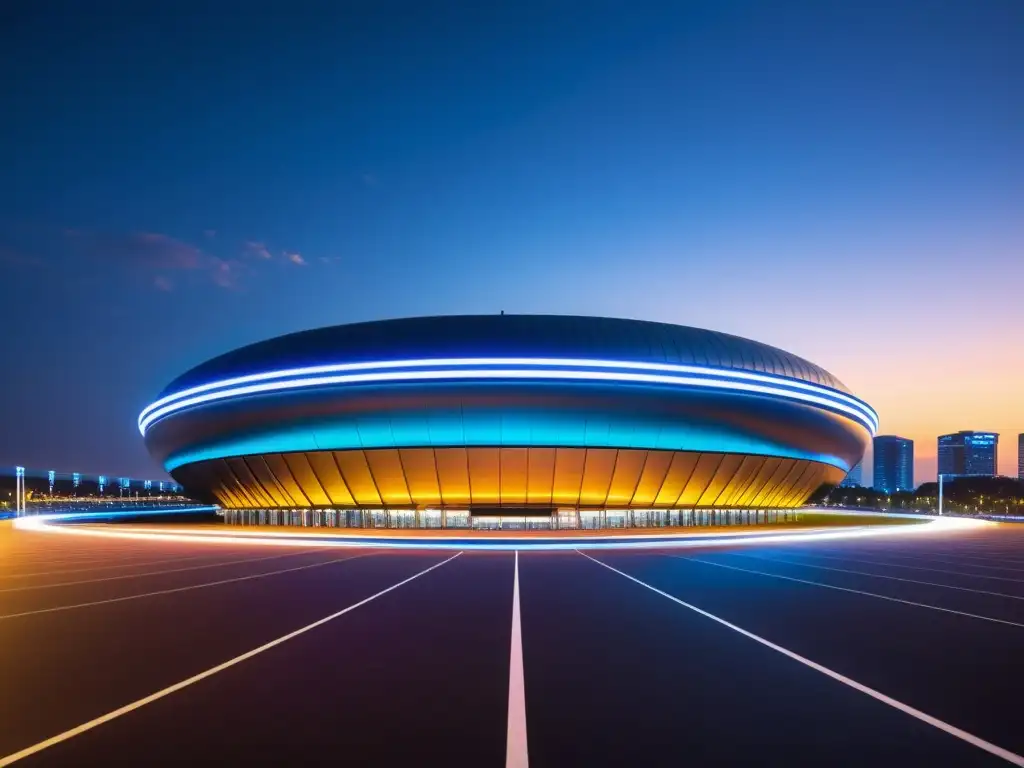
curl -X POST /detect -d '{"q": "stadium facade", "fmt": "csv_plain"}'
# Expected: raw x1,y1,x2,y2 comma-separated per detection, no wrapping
140,316,876,528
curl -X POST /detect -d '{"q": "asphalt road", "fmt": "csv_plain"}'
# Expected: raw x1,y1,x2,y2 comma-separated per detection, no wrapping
2,522,1024,766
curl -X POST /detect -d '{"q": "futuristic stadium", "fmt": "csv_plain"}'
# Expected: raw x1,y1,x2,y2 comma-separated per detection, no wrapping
140,315,877,529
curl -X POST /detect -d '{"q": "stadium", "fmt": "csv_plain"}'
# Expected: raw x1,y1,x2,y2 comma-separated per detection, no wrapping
140,315,876,529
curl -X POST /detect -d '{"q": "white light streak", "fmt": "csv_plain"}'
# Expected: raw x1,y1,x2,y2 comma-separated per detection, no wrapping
138,360,878,435
14,509,991,552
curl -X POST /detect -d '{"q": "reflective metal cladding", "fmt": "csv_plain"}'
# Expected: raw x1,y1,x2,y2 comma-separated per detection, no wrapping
142,315,876,510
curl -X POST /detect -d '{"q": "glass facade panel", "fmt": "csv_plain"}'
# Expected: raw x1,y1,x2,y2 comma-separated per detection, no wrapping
221,460,263,508
246,456,293,507
399,448,442,507
750,458,795,507
763,461,806,508
697,454,745,506
578,448,618,506
525,447,556,506
653,452,700,507
333,451,382,506
204,462,243,507
551,448,587,505
467,448,501,505
715,456,764,507
264,454,311,507
364,449,412,506
229,458,277,507
499,448,529,505
283,453,332,506
676,453,724,507
783,463,819,507
604,449,647,506
306,452,355,506
435,447,472,507
628,451,673,506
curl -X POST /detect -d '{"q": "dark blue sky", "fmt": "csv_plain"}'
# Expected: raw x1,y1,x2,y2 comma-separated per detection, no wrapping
2,1,1022,480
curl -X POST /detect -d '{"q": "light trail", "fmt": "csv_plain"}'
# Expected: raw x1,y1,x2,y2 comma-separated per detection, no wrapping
13,508,992,551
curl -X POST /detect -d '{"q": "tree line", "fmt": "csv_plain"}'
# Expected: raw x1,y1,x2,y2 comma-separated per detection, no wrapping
809,475,1024,515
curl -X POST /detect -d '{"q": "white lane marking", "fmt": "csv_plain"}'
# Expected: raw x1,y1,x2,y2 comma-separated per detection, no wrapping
675,556,1024,630
0,552,462,767
577,551,1024,767
0,553,224,580
0,552,377,620
506,551,529,768
784,551,1024,585
815,548,1024,574
0,549,322,593
729,552,1024,601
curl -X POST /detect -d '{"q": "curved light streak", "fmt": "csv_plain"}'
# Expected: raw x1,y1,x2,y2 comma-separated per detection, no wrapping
15,509,990,551
141,357,872,424
139,359,878,436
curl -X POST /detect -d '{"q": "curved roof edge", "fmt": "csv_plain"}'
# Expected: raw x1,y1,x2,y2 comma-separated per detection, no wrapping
164,314,850,396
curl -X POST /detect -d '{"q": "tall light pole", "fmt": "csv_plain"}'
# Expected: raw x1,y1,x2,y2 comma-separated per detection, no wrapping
15,466,25,516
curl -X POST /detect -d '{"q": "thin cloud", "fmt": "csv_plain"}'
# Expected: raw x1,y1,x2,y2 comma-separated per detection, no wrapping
203,229,217,239
286,252,306,266
68,230,242,290
244,241,273,260
210,259,239,288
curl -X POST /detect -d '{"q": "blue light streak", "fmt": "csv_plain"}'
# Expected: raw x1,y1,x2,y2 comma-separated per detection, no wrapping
139,358,878,436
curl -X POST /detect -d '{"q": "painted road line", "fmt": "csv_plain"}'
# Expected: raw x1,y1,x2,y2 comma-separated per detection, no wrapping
578,550,1024,767
777,550,1024,584
0,552,377,621
728,552,1024,601
0,552,462,767
675,556,1024,629
0,548,323,593
506,551,528,768
0,553,226,580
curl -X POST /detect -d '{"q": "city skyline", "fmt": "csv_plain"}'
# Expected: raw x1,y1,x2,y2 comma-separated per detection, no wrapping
1,3,1022,480
873,436,914,494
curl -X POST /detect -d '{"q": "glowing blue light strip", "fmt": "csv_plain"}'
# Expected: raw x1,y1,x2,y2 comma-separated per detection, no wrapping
140,357,873,427
139,364,878,436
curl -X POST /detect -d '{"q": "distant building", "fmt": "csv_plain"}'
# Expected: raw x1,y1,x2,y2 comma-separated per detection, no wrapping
1018,434,1023,481
840,461,863,487
938,431,999,478
873,436,913,493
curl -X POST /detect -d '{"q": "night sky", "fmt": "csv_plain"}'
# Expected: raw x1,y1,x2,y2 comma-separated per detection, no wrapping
2,2,1021,483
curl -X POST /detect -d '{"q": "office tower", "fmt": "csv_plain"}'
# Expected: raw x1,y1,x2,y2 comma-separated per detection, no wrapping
937,431,999,478
873,436,914,493
840,461,863,487
1018,433,1023,480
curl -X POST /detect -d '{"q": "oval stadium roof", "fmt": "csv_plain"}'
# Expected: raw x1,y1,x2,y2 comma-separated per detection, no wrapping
164,315,849,395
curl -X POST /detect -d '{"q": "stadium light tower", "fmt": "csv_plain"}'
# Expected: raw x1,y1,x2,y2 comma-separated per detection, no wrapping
15,466,25,516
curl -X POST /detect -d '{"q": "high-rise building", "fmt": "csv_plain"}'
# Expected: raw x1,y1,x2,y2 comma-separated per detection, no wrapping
873,436,913,493
840,461,863,487
1018,433,1023,480
937,432,999,478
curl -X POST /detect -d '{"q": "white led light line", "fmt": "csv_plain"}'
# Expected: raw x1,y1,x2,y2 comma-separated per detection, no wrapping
140,357,873,427
139,366,878,436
